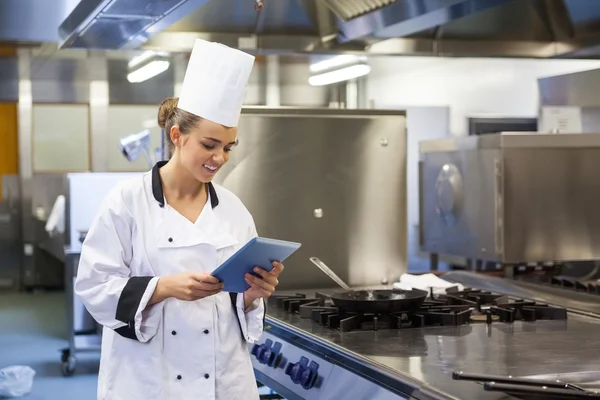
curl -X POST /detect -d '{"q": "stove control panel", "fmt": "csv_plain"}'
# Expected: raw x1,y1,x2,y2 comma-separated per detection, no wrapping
249,332,410,400
249,332,334,399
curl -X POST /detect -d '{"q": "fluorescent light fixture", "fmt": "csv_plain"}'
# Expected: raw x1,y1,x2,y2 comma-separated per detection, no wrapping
309,64,371,86
127,60,170,83
128,50,168,69
129,51,156,68
309,55,365,73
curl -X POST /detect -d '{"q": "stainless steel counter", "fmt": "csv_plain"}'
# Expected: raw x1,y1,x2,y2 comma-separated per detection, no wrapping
262,287,600,399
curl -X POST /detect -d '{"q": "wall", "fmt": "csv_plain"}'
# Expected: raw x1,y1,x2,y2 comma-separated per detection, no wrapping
366,57,600,136
20,52,330,173
0,103,18,199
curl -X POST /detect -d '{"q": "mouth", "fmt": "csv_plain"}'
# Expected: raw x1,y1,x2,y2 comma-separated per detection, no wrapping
203,164,219,174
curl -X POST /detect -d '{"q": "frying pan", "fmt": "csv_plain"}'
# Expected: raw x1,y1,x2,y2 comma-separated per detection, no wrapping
309,257,428,314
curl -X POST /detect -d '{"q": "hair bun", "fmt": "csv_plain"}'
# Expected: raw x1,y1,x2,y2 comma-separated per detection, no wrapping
157,97,179,129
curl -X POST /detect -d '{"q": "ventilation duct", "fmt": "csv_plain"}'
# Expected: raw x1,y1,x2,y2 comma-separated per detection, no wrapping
58,0,211,50
318,0,396,21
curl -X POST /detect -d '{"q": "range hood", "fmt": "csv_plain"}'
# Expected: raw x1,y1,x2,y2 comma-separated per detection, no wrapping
334,0,514,43
58,0,211,49
318,0,396,21
3,0,600,59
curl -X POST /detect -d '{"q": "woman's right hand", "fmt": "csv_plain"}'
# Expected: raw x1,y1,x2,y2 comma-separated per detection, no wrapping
150,272,224,304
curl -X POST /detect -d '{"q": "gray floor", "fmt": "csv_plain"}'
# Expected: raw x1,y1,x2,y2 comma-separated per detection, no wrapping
0,291,99,399
0,291,279,400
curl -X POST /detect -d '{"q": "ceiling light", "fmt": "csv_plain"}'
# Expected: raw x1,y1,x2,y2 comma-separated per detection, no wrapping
309,64,371,86
128,51,168,68
127,60,170,83
309,55,365,73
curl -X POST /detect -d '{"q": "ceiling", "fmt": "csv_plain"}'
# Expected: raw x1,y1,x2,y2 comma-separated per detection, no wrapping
3,0,600,59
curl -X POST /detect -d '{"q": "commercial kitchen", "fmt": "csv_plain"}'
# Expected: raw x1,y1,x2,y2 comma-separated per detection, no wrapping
3,0,600,399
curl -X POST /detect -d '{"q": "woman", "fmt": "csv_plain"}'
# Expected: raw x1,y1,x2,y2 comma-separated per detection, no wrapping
75,40,281,400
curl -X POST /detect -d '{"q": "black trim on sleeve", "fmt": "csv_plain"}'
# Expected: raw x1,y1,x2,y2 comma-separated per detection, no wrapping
114,276,154,340
230,293,244,340
230,293,267,340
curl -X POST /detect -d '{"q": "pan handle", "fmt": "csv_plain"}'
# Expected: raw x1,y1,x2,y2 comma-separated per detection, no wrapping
309,257,353,292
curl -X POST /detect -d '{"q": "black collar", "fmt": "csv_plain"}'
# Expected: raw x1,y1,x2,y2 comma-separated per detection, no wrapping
151,161,219,209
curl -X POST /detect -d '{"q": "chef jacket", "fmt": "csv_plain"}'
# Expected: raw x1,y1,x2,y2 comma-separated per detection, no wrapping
74,161,265,400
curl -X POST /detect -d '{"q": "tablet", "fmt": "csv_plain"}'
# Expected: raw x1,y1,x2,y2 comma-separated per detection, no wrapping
211,237,302,293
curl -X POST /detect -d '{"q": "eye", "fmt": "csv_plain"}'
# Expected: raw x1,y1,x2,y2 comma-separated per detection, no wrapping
224,147,233,152
202,143,215,150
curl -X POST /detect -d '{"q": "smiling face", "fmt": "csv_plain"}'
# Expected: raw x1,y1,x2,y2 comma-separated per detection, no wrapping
170,118,238,183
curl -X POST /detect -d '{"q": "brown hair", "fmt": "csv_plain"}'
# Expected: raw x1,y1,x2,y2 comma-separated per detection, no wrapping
157,97,201,152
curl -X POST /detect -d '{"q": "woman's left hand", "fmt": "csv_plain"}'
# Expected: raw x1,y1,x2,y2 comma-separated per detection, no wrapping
244,261,284,305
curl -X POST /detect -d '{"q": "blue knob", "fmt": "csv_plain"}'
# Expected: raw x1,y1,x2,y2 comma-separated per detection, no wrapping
268,342,282,367
300,361,320,390
285,357,311,385
261,348,272,364
252,340,281,368
289,363,303,383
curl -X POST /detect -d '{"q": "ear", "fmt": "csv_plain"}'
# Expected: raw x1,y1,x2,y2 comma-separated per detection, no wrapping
169,125,182,148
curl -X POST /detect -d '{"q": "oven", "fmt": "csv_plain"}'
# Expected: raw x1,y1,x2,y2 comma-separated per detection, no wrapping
419,132,600,265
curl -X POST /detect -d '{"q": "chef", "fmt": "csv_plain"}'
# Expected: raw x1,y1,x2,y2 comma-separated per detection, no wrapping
74,39,283,400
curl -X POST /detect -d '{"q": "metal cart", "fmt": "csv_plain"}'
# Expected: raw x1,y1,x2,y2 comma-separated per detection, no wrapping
60,248,101,376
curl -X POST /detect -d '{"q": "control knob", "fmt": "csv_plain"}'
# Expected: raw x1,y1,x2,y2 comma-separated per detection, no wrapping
285,356,319,390
250,339,282,368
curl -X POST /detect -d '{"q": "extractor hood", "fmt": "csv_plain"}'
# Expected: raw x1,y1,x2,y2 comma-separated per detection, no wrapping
318,0,396,21
58,0,211,50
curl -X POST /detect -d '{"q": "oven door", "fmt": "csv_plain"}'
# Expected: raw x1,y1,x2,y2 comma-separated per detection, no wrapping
420,148,501,262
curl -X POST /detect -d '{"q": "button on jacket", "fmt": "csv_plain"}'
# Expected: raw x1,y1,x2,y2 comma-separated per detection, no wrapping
75,161,265,400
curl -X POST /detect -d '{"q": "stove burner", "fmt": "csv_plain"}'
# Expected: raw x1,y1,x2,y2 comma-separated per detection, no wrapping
270,287,568,333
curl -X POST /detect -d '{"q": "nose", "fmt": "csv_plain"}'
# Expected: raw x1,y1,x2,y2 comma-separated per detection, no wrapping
212,151,225,164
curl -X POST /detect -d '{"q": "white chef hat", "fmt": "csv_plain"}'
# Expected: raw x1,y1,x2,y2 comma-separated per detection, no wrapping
177,39,255,127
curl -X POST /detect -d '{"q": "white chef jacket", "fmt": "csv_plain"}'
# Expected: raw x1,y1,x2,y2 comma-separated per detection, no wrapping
74,161,265,400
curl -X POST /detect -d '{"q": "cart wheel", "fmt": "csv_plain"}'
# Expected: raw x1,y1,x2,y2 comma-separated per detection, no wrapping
60,349,70,363
61,355,76,377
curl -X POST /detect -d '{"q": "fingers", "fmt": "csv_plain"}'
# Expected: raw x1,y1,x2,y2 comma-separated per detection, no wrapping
245,273,275,293
250,268,279,287
191,272,221,284
253,263,284,279
245,279,271,298
270,261,285,276
188,272,223,291
193,281,224,292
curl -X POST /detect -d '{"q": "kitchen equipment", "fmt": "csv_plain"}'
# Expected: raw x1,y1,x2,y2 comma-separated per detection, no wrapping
251,277,594,400
452,371,600,399
309,257,352,291
309,257,428,314
213,108,408,291
277,286,567,332
419,132,600,264
119,129,155,169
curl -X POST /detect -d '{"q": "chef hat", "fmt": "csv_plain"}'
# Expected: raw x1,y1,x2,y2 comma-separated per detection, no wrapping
177,39,255,127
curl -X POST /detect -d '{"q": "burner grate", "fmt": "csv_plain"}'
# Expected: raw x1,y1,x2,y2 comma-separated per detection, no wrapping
270,287,568,333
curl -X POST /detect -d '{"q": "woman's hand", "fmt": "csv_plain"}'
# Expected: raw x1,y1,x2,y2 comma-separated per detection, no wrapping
243,261,284,309
149,271,224,305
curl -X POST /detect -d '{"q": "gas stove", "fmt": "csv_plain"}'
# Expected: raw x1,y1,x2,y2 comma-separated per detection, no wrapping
270,287,568,333
250,284,598,400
